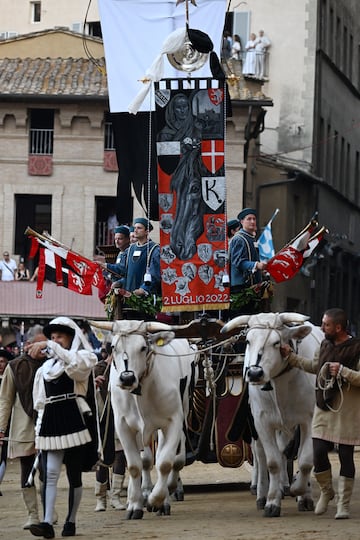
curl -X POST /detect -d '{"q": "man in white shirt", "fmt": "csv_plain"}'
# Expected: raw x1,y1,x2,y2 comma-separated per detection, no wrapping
255,30,271,79
0,252,17,281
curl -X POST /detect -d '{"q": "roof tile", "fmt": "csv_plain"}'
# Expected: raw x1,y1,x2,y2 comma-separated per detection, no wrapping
0,57,107,96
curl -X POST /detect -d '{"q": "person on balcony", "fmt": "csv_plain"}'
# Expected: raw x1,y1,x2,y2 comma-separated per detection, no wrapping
242,33,257,76
15,259,30,281
0,251,17,281
255,30,271,79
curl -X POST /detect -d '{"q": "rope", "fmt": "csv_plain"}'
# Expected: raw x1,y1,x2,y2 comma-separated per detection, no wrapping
154,334,241,358
202,352,216,451
145,89,153,266
317,362,345,413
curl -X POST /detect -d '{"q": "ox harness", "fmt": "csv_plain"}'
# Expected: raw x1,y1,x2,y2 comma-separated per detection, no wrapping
246,325,300,391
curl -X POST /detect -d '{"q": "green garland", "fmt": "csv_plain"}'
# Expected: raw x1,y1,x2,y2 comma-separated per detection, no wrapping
123,293,162,316
104,290,117,320
230,281,274,310
230,287,263,310
104,281,273,319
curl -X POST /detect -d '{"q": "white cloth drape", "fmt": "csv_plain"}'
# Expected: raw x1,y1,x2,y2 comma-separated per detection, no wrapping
98,0,227,112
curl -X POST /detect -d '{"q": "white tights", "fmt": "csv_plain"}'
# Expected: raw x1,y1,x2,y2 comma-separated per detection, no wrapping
43,450,82,525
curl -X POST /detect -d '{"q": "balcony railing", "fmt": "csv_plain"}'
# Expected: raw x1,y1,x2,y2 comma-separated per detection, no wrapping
222,51,270,80
104,122,115,150
29,128,54,155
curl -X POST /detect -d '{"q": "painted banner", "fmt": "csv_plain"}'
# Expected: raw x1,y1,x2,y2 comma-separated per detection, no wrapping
155,80,230,312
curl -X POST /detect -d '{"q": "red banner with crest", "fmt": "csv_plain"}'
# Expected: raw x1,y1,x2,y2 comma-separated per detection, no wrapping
155,81,229,312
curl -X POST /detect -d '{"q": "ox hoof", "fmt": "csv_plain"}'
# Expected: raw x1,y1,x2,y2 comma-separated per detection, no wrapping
282,486,291,497
147,503,171,516
173,489,184,502
263,504,281,518
250,485,257,496
256,497,266,510
126,509,144,520
157,504,171,516
297,497,314,512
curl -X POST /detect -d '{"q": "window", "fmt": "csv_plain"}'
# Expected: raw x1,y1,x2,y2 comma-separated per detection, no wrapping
355,151,360,205
29,109,54,155
88,21,102,38
72,22,83,34
0,31,18,40
343,26,348,76
329,8,334,59
335,16,341,67
95,196,119,248
15,195,52,260
349,34,353,81
31,2,41,23
104,113,115,150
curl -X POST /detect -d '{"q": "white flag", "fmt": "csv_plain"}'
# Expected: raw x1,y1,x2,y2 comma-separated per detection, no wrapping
257,209,279,261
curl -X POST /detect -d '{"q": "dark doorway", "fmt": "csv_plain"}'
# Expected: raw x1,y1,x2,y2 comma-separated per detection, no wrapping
15,194,52,270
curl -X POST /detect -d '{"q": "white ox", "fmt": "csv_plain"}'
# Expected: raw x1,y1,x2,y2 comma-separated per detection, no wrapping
91,319,198,519
221,312,324,517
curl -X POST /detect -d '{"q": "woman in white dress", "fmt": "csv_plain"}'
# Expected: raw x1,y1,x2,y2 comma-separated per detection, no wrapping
242,33,257,76
231,34,241,61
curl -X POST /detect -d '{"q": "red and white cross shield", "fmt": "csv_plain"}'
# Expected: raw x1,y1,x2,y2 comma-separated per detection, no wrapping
201,139,224,174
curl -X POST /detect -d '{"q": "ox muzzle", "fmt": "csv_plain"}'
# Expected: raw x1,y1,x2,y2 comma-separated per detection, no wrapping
247,365,273,391
119,370,142,395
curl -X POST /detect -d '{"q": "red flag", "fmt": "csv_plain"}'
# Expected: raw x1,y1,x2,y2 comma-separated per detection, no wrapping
66,251,99,287
266,224,327,283
303,226,327,259
31,236,104,292
35,247,93,296
266,247,304,283
27,231,106,298
29,236,40,259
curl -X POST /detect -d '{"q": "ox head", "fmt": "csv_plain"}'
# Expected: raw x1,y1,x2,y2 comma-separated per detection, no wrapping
89,320,175,394
221,313,312,386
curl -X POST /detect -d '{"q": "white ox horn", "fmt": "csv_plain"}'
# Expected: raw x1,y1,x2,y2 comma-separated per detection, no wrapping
145,321,173,332
88,320,114,331
220,315,251,333
279,312,310,325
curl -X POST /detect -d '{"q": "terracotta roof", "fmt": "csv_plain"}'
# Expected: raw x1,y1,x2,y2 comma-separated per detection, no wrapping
0,57,107,97
0,27,103,44
0,281,106,319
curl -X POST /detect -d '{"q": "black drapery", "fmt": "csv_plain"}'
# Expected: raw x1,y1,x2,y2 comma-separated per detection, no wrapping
110,112,159,224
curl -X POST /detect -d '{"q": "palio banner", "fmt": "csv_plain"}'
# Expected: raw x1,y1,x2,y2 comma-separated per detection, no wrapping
155,80,230,312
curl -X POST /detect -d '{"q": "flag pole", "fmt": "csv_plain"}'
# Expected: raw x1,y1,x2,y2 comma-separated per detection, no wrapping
308,225,329,243
283,212,319,248
268,208,280,225
24,226,52,244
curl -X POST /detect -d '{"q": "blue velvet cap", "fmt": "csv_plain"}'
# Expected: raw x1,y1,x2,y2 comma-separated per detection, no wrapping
237,208,257,221
134,218,153,231
114,225,130,236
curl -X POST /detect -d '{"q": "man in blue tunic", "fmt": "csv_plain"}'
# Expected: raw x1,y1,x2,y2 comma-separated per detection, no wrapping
228,208,268,320
105,225,131,286
229,208,267,293
113,218,160,297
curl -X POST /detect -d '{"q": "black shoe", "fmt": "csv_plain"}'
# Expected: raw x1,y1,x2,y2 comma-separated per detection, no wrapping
29,522,55,539
62,522,76,537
